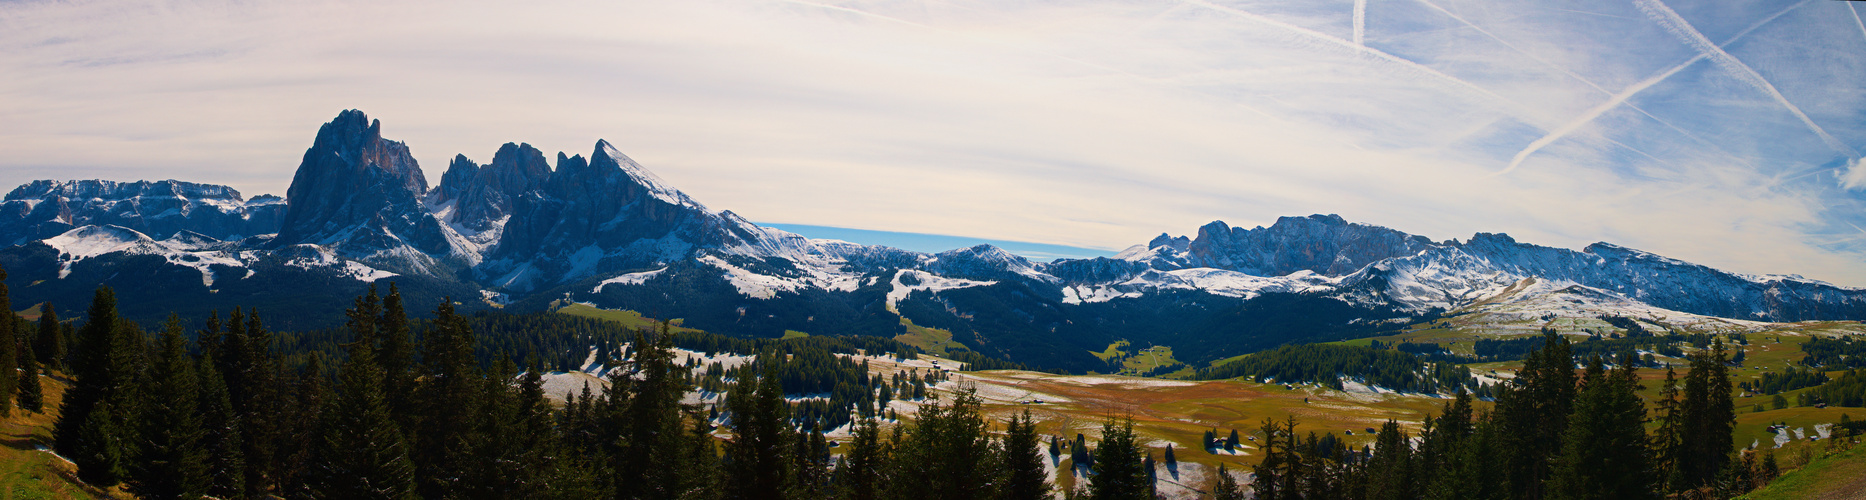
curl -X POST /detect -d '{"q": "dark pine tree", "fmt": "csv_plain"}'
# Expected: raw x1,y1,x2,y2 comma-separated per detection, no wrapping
212,306,279,497
126,315,209,500
1548,354,1658,500
309,297,416,500
54,286,139,487
1496,329,1575,500
1087,416,1150,500
1652,366,1683,492
277,353,327,499
413,298,484,500
614,328,695,499
1365,419,1414,500
196,352,245,499
17,341,42,413
1212,463,1245,500
1676,339,1735,490
0,266,18,418
886,388,1002,500
839,418,886,500
1003,408,1051,500
377,284,419,432
724,359,792,500
34,302,64,370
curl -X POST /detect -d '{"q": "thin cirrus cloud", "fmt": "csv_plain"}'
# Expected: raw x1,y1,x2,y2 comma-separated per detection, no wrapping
0,0,1863,285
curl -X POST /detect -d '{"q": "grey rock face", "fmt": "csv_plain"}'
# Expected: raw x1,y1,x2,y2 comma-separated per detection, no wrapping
1184,215,1438,276
1450,233,1866,322
0,179,284,245
485,140,763,289
271,109,452,260
431,142,552,232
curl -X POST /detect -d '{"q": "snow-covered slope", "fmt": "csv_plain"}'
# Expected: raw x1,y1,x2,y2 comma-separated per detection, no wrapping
7,109,1864,345
0,179,284,246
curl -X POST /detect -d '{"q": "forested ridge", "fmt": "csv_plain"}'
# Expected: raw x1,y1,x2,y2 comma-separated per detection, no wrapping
1216,331,1799,500
1193,343,1480,395
0,263,1859,498
27,282,1134,500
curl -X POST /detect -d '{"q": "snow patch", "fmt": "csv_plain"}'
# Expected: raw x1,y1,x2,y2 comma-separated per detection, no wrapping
887,270,995,311
593,267,667,293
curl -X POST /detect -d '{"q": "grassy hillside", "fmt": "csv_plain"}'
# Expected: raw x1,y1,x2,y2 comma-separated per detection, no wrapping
1739,441,1866,500
0,371,131,499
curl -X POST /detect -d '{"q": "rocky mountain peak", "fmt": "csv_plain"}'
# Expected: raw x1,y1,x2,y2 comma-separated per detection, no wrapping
1183,214,1436,277
1146,233,1190,251
432,142,551,232
273,110,451,264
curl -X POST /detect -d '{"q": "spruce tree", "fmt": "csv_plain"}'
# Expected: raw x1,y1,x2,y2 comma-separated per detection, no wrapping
377,284,418,430
469,354,526,498
1651,366,1682,492
75,398,129,486
614,328,694,499
17,342,42,413
840,418,886,500
886,388,1003,500
53,286,138,486
309,301,416,500
680,405,721,499
1212,463,1245,500
724,359,792,500
34,302,63,370
0,267,18,418
1366,419,1414,500
1087,416,1150,500
230,308,279,497
414,298,483,500
1548,354,1657,500
514,357,557,497
1003,408,1051,500
1496,329,1575,499
1251,419,1282,500
196,352,246,499
1677,340,1736,489
277,353,327,499
126,315,209,500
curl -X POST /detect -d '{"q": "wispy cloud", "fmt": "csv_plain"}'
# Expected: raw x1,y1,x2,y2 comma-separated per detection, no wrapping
0,0,1862,285
1843,158,1866,191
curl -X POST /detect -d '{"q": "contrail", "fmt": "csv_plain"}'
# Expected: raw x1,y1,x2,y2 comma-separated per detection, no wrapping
1181,0,1532,124
1353,0,1367,46
1414,0,1741,168
1492,0,1816,176
1852,3,1866,44
1636,0,1852,155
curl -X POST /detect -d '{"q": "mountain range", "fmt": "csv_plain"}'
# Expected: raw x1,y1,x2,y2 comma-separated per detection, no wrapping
3,110,1862,371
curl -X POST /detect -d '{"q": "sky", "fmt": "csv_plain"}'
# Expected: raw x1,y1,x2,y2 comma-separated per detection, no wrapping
2,0,1865,285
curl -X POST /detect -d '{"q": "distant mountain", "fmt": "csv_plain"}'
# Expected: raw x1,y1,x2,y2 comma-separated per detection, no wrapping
3,109,1861,371
0,179,283,245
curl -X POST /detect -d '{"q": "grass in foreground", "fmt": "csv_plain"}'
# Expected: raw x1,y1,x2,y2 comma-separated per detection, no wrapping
1739,440,1866,500
0,371,131,499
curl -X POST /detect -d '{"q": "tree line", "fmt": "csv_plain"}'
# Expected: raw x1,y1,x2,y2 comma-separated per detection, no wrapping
1202,330,1760,499
1194,343,1479,394
44,282,1189,499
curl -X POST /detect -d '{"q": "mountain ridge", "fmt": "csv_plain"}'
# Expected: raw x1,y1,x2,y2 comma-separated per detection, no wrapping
2,109,1860,370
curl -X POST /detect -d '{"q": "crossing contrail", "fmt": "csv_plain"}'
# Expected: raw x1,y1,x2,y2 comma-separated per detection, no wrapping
1492,0,1817,176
